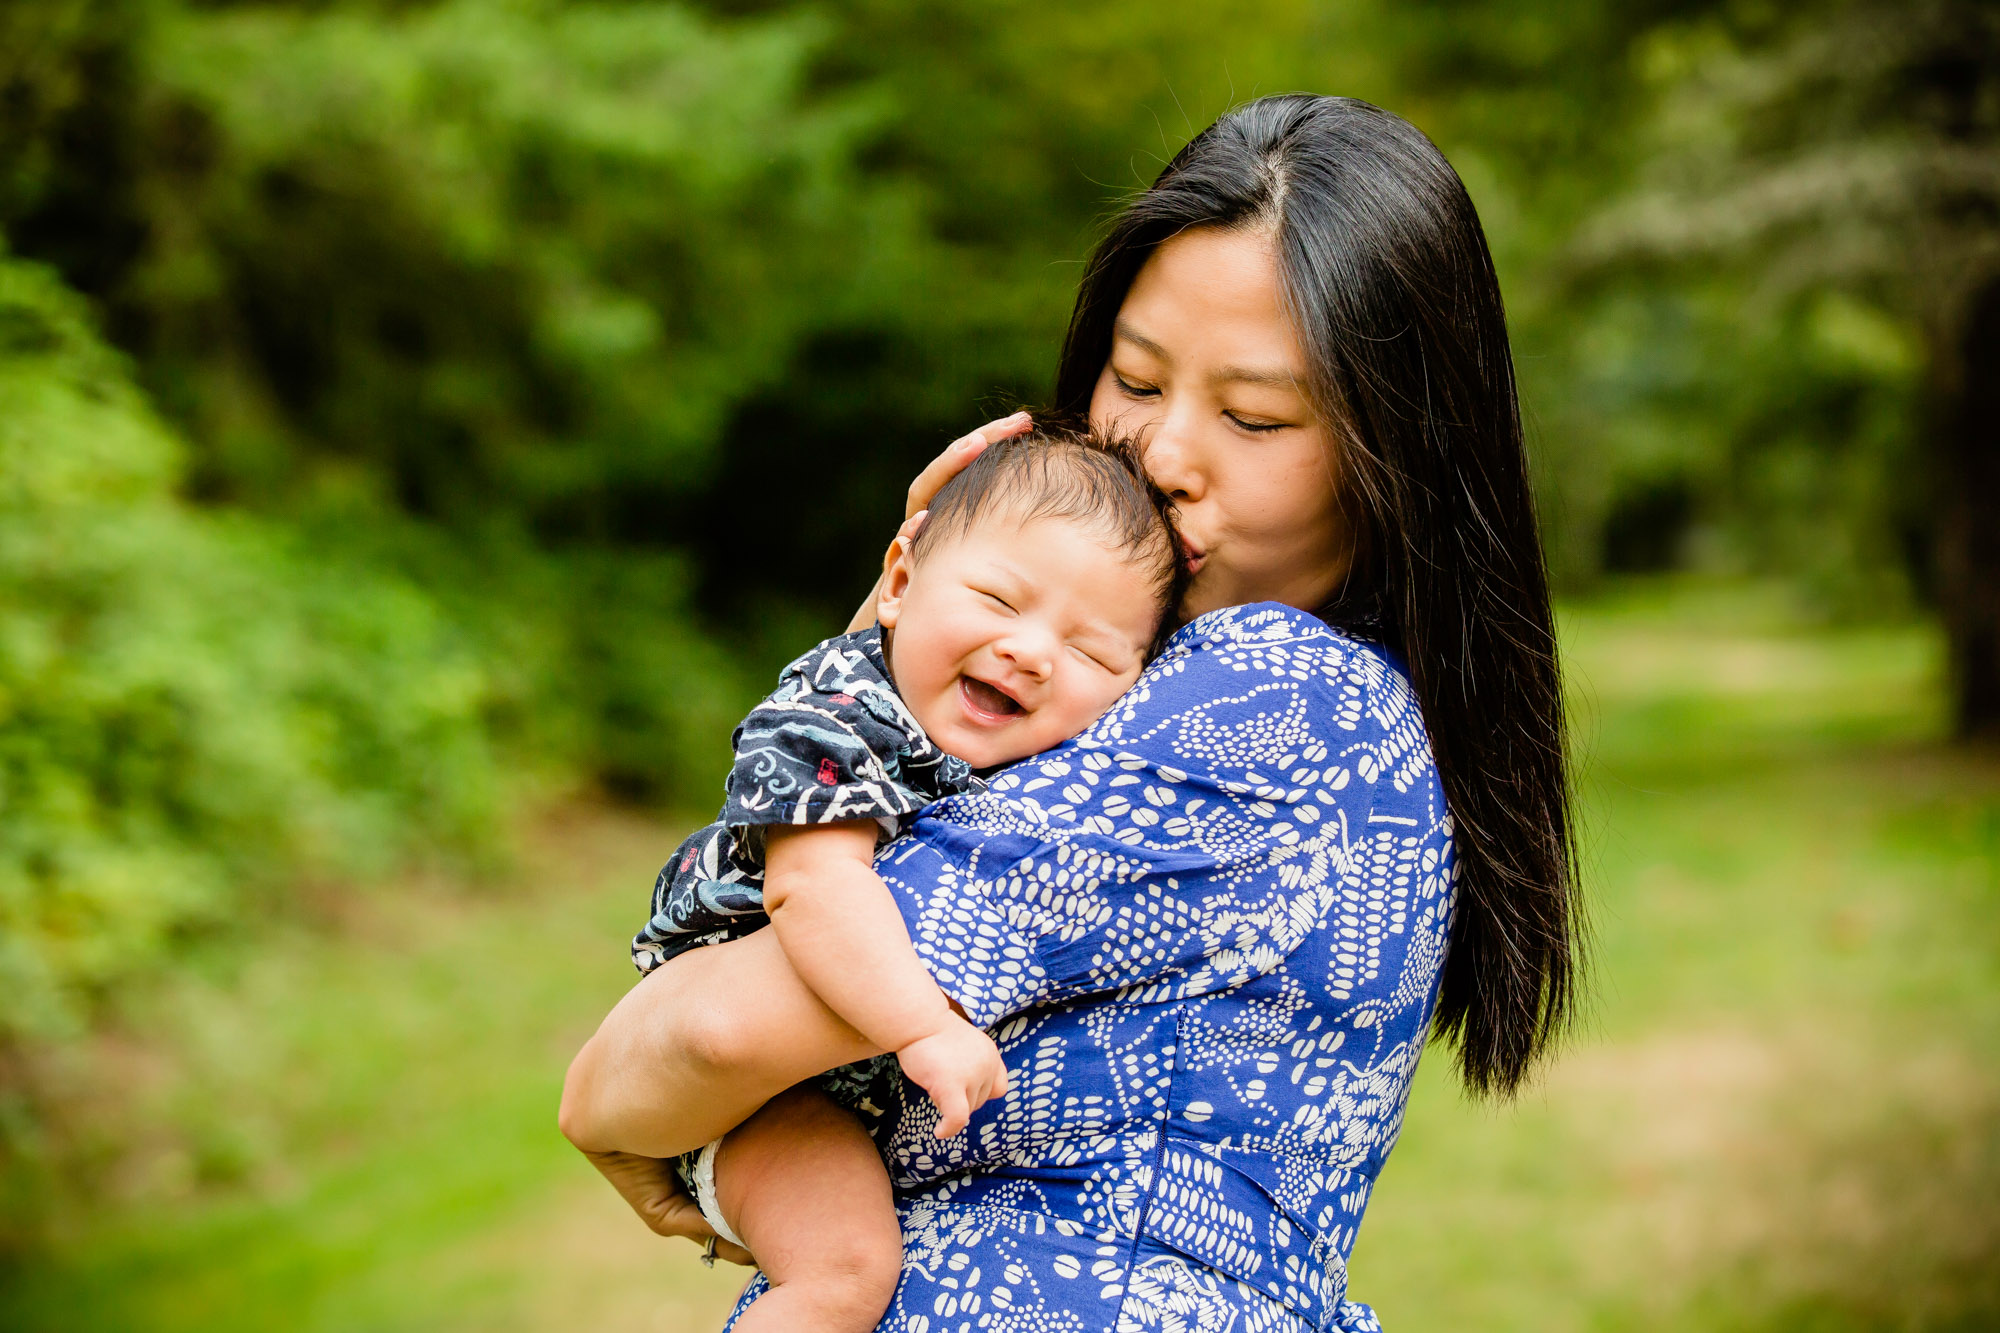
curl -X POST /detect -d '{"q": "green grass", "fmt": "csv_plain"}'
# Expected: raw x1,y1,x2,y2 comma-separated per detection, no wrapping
0,813,754,1330
1354,582,2000,1331
4,580,1996,1331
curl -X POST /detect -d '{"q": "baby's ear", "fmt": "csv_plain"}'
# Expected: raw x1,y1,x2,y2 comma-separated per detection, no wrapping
875,519,921,628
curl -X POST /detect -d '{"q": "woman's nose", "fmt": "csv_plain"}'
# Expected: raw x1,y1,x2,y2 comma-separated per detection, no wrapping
1139,411,1203,503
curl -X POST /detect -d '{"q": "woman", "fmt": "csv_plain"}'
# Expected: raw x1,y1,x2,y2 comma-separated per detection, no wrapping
561,94,1580,1331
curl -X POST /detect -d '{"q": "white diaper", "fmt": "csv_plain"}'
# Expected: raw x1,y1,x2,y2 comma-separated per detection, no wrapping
688,1138,746,1249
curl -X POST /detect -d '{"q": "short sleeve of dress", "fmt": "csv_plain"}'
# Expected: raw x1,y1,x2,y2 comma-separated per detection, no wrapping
874,602,1437,1028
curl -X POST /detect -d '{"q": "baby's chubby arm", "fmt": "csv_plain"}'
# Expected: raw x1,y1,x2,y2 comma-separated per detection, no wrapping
764,821,1009,1137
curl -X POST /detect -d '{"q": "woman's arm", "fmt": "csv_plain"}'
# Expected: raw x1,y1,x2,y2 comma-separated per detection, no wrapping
558,927,881,1158
558,826,1008,1161
564,610,1396,1156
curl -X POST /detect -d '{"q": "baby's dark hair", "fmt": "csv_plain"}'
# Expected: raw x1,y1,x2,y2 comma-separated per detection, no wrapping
912,426,1187,643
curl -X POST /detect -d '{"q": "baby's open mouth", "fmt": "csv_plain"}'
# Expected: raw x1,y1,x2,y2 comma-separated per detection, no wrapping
960,676,1023,720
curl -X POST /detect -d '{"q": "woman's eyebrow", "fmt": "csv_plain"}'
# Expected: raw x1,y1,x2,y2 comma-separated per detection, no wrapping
1113,319,1297,389
1210,363,1301,389
1111,319,1169,362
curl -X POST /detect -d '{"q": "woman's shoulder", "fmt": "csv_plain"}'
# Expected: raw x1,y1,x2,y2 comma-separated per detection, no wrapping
1154,601,1415,710
1071,600,1429,775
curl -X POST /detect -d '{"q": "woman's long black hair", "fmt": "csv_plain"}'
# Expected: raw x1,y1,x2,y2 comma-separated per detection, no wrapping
1054,95,1580,1097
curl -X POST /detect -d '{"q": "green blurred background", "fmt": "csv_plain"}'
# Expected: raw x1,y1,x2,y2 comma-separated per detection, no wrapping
1,0,1995,1328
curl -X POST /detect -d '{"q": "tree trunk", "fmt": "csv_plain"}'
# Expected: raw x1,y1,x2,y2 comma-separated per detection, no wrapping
1938,277,2000,741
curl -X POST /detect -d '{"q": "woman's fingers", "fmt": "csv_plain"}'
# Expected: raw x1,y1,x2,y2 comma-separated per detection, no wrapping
905,411,1033,519
645,1181,720,1243
582,1149,751,1264
661,1188,754,1268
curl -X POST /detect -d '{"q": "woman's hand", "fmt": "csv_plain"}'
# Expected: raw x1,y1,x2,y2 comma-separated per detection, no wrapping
847,411,1034,633
582,1148,755,1267
903,410,1033,520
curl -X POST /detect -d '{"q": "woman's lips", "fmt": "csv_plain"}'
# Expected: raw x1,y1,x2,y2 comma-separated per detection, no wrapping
959,676,1024,723
1182,543,1207,575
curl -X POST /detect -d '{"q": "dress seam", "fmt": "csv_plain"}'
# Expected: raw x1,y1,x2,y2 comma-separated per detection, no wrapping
1111,1006,1179,1329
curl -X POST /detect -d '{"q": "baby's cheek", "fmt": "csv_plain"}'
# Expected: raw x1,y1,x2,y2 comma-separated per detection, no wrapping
1048,696,1111,747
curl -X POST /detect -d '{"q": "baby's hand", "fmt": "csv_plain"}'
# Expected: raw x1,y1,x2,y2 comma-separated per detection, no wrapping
896,1018,1010,1138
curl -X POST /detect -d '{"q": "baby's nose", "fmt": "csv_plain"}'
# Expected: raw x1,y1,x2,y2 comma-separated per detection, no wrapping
999,630,1055,678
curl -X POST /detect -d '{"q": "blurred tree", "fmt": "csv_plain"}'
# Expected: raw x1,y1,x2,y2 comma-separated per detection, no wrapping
7,0,894,526
14,0,1962,740
1578,0,2000,736
3,0,853,794
5,0,1764,639
0,248,499,1061
1276,0,1727,584
670,0,1392,647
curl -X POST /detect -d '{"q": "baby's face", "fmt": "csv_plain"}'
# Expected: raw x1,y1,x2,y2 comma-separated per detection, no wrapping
876,513,1161,770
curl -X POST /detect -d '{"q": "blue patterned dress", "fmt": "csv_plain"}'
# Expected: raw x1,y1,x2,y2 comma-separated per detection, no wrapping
724,604,1456,1333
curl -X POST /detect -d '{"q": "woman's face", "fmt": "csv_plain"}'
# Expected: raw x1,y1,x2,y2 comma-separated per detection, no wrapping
1088,226,1350,622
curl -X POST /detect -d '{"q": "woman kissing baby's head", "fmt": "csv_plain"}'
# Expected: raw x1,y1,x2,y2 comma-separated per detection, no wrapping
875,427,1185,771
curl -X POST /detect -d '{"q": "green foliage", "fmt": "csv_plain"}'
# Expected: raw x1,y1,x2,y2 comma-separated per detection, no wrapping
1552,0,1997,605
2,0,1983,1251
0,252,499,1050
7,0,1958,621
102,0,893,522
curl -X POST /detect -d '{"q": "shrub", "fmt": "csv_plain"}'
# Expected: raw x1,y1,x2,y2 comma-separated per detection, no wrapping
0,253,500,1046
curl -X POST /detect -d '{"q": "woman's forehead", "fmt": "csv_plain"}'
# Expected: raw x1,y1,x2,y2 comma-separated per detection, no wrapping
1118,228,1305,379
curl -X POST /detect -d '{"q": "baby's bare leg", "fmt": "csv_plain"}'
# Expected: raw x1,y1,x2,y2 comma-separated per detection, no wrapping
715,1083,901,1333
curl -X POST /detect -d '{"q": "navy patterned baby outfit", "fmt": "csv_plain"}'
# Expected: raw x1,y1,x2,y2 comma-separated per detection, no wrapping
631,626,981,1140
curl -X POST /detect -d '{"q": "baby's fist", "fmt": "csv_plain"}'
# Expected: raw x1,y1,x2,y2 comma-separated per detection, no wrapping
896,1019,1009,1138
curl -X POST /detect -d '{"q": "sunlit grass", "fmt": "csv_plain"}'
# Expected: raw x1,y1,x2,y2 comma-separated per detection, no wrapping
3,580,1995,1331
0,813,755,1331
1354,581,1998,1332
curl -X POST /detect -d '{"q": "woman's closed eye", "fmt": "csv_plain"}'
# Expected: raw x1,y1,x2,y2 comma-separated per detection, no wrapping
1114,368,1288,433
1224,409,1292,434
1110,370,1159,400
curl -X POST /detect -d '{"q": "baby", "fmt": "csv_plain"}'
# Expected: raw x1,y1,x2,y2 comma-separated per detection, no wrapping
630,428,1184,1331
